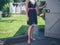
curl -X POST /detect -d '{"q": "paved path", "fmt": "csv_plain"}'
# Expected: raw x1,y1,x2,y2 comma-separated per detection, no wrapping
6,32,60,45
4,26,60,45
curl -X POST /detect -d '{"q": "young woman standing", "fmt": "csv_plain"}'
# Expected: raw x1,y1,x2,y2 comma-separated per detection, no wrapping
26,0,38,44
26,0,46,44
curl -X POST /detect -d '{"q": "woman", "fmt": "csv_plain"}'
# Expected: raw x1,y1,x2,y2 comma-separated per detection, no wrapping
26,0,38,44
26,0,46,44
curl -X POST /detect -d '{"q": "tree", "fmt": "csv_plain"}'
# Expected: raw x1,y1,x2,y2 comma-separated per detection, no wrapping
0,0,14,17
14,0,21,2
9,0,14,2
0,0,7,10
14,0,26,2
21,0,26,2
0,0,14,10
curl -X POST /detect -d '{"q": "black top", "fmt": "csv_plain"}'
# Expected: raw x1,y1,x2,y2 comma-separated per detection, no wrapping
28,1,36,8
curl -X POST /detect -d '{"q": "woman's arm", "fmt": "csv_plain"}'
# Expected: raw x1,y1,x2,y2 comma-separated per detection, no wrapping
36,1,39,15
26,0,29,21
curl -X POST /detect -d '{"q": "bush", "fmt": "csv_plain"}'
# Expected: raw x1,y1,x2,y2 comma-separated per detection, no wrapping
2,3,10,17
9,0,14,2
0,0,10,10
14,0,21,2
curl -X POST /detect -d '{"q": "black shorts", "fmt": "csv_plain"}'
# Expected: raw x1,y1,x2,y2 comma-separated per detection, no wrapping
27,10,37,25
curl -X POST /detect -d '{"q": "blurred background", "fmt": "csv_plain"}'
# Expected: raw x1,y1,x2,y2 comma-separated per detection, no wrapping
0,0,46,38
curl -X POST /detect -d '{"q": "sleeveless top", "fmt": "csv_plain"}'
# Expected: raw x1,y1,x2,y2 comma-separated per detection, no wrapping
28,0,36,8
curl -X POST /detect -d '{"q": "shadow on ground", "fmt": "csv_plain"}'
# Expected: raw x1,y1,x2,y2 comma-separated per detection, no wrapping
14,25,28,37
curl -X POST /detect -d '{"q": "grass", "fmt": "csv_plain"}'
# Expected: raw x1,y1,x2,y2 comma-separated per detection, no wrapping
0,14,45,38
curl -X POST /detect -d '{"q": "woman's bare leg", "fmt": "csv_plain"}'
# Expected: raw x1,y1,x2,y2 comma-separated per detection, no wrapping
28,25,36,44
28,25,33,44
30,25,36,40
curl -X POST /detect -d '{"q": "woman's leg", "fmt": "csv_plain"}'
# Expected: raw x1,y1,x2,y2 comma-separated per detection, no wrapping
28,25,35,44
28,25,33,44
30,25,36,40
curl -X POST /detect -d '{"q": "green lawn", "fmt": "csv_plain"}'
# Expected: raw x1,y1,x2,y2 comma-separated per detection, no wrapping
0,14,45,38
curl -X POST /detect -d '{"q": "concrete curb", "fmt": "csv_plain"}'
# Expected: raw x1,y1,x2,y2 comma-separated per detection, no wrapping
0,33,28,45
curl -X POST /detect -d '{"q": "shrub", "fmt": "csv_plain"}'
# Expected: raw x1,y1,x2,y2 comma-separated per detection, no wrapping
2,3,10,17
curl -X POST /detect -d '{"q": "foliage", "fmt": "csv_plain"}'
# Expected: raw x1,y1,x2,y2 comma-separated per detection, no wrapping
14,0,26,2
0,0,7,10
2,3,10,17
21,0,26,2
0,0,14,10
14,0,21,2
9,0,14,2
